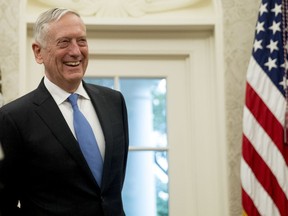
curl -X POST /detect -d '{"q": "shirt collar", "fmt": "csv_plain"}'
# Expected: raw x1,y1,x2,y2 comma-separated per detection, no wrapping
74,82,90,100
44,76,90,105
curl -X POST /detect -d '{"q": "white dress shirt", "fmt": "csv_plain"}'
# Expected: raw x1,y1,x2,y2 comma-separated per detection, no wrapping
44,76,105,160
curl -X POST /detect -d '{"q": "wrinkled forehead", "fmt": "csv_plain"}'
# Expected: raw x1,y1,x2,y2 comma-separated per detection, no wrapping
45,14,87,42
47,13,86,34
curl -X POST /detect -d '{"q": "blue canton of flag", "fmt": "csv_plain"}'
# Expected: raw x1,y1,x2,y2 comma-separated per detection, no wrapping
253,0,286,95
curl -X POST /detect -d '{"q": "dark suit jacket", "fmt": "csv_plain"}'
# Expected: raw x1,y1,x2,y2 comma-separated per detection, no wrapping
0,79,129,216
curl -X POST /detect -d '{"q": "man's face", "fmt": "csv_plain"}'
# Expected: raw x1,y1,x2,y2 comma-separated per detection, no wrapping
33,13,88,92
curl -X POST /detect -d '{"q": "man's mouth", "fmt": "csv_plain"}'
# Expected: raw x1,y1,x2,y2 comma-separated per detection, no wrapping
64,61,81,67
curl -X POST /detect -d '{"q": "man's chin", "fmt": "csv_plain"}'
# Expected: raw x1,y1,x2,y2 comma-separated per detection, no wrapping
66,70,84,78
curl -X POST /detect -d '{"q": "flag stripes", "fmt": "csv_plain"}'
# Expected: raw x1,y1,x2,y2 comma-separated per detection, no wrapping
242,135,288,215
246,58,285,125
241,157,281,216
242,189,259,215
245,82,287,162
243,103,288,196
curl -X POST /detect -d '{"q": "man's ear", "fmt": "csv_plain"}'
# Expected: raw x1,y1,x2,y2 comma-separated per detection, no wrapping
32,42,43,64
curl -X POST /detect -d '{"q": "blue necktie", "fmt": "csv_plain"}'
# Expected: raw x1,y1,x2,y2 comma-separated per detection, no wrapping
68,93,103,186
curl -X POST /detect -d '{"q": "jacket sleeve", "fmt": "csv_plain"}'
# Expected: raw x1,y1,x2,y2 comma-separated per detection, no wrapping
120,92,129,188
0,109,22,216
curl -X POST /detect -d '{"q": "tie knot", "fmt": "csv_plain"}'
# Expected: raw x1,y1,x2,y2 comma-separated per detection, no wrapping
68,93,79,107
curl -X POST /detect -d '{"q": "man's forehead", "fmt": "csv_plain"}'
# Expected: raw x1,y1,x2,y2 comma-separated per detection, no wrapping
48,16,85,33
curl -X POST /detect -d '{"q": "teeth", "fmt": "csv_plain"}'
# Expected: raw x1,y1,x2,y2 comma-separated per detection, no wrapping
65,61,80,66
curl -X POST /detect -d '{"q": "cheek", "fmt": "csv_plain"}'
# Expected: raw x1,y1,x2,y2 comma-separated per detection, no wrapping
81,47,89,58
83,50,89,64
47,52,64,67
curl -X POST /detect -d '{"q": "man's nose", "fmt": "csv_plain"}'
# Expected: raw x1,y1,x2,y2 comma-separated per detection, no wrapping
69,40,81,56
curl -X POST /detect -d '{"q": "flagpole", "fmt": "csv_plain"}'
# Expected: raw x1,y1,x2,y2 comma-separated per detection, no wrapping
282,0,288,144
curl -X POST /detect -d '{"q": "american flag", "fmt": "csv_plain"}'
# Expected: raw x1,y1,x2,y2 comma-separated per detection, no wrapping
241,0,288,215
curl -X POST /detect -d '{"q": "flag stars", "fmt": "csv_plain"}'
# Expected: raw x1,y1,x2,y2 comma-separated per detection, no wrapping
266,39,279,53
271,3,282,16
281,62,288,71
256,21,265,34
264,57,277,71
269,21,281,34
253,39,263,52
259,2,268,15
279,76,288,89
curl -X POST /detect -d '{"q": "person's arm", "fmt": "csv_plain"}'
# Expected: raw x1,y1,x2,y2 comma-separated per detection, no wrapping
0,158,3,216
120,92,129,187
0,110,23,216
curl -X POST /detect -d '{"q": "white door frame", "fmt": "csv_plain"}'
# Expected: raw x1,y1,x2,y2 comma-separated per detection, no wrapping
19,1,228,214
23,28,227,215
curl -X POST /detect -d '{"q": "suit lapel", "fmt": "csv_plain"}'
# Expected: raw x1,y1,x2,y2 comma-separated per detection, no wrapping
33,80,100,191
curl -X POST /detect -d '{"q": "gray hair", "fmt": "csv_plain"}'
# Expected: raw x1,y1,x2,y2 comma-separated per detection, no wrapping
33,8,81,46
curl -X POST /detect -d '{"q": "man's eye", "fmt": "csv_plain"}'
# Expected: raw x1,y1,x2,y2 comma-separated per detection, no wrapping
58,40,69,48
78,39,87,46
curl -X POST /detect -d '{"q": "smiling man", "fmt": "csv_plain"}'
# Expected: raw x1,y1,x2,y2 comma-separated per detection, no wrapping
32,9,89,93
0,8,129,216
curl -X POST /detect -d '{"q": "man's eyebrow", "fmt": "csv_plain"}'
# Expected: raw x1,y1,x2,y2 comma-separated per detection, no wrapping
56,37,70,41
